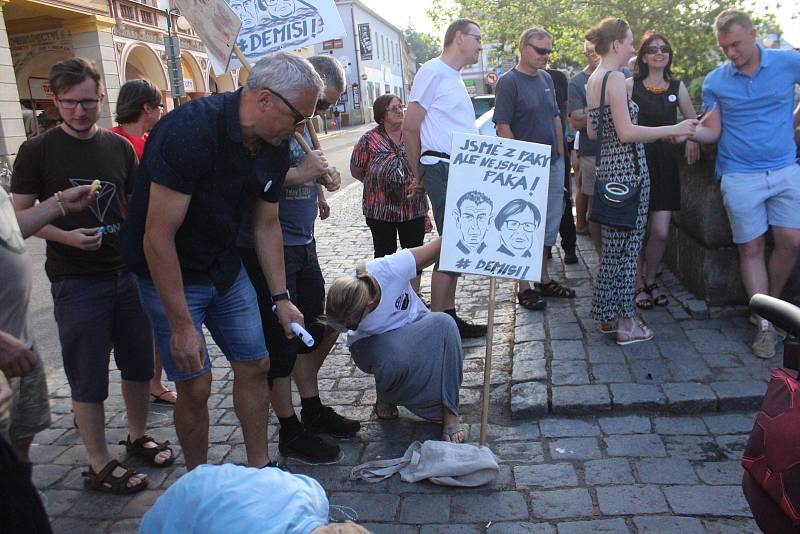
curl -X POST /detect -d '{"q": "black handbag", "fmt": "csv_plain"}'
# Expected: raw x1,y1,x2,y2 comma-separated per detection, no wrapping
588,71,643,231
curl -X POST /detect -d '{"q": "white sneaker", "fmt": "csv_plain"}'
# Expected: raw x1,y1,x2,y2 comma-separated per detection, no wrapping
752,320,778,359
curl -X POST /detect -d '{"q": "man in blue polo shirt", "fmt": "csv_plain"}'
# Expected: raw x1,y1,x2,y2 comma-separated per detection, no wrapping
121,52,321,470
694,9,800,359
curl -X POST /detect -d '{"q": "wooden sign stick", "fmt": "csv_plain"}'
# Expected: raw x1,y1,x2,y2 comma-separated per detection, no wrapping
479,277,497,446
233,45,331,186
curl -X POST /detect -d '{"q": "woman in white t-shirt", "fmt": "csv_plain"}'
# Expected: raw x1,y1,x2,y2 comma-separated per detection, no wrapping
326,238,465,443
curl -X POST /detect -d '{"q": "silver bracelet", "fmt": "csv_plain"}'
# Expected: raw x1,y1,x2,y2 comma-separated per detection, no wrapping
54,191,67,216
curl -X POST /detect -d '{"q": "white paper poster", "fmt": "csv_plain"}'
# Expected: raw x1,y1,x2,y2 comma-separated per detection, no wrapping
175,0,242,76
439,132,552,282
225,0,346,69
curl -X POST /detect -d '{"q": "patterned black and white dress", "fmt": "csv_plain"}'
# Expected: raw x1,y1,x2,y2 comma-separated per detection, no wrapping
589,101,651,321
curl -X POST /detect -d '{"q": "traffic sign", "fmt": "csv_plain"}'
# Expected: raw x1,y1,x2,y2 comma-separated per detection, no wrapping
485,71,499,85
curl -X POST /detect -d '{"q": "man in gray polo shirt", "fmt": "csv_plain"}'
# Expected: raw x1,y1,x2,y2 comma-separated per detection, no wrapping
494,26,575,311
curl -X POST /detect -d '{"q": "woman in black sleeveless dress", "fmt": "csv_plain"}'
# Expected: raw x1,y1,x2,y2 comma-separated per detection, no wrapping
628,32,699,309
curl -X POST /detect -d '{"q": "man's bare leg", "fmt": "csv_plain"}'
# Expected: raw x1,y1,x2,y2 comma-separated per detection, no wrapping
174,372,212,471
74,400,146,488
231,358,270,468
430,271,457,312
768,227,800,297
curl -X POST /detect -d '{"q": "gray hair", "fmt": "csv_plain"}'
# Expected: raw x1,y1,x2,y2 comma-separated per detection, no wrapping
245,52,323,101
308,55,346,95
519,26,552,50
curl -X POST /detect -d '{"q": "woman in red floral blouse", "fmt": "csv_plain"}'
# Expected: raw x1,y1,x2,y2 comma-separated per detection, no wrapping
351,93,428,292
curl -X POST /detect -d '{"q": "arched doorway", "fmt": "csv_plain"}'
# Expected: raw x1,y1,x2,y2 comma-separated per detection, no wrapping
123,44,168,93
180,52,207,98
208,72,236,94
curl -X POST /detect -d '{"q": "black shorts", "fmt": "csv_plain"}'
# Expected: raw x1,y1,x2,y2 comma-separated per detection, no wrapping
51,273,154,403
239,242,325,379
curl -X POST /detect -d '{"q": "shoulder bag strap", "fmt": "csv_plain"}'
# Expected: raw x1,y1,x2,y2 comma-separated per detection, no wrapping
594,70,613,169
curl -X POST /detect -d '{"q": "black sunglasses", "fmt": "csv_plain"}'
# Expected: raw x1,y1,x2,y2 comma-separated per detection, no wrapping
266,88,314,126
644,45,671,55
526,43,554,55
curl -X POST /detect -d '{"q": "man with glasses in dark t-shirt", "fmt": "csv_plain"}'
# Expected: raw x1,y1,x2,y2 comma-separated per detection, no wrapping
121,52,320,471
12,58,172,495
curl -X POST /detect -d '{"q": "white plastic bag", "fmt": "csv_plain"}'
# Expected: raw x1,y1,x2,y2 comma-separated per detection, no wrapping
350,440,499,487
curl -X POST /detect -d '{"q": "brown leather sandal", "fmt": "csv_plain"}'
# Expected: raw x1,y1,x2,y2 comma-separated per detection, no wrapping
535,280,576,298
518,288,547,310
120,434,175,467
83,459,148,495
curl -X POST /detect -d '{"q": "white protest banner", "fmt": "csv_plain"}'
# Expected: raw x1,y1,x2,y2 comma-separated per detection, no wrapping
225,0,347,69
439,132,552,282
174,0,242,76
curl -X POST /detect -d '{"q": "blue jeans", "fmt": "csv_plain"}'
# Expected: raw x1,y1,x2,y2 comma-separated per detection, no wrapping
135,265,267,382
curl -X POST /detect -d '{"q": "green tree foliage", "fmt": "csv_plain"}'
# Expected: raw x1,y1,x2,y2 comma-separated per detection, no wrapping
427,0,780,100
403,26,442,66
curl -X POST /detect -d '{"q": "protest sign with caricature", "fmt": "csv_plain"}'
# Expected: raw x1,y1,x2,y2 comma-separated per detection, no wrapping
174,0,241,75
439,133,551,282
226,0,346,69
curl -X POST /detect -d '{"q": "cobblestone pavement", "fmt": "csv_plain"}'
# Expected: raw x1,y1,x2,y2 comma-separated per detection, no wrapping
32,182,764,533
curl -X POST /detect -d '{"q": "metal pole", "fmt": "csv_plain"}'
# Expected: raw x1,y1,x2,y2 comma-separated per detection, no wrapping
166,9,180,109
479,277,497,445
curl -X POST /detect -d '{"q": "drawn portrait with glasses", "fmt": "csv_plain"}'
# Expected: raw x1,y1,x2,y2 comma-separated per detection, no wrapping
494,199,541,258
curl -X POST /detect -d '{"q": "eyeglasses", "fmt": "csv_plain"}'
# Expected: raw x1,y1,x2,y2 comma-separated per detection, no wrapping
57,98,100,110
504,220,537,232
644,45,671,55
463,32,482,43
386,106,405,114
266,88,314,126
526,43,554,55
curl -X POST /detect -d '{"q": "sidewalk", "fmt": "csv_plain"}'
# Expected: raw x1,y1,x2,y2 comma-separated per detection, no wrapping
33,181,760,533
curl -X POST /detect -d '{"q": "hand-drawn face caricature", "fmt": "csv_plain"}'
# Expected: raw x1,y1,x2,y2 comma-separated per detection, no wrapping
229,0,258,29
452,190,493,254
495,199,541,257
262,0,295,19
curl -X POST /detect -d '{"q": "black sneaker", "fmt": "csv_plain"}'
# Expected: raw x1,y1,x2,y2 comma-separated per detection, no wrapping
302,405,361,438
279,426,341,465
563,250,578,265
453,314,487,338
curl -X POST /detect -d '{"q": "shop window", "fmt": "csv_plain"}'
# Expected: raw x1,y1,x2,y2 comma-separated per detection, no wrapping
139,10,154,25
120,4,136,20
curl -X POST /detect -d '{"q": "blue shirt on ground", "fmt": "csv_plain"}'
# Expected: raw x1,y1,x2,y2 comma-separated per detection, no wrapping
138,464,329,534
702,45,800,177
121,89,290,291
237,129,318,248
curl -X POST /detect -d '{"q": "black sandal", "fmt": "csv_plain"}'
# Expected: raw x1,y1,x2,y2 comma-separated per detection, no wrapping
635,287,653,310
645,283,668,307
83,459,148,495
517,288,547,310
120,434,175,467
535,280,576,298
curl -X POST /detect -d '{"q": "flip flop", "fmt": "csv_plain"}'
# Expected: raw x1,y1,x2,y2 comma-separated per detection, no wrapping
150,390,177,405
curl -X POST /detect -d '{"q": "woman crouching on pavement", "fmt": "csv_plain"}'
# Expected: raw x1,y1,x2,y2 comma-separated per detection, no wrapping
325,238,465,443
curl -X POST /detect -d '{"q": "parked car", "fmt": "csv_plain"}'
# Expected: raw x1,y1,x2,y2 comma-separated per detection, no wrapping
471,95,495,119
475,108,497,136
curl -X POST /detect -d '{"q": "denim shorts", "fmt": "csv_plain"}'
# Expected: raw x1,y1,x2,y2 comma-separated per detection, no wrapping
544,155,566,247
51,272,154,403
720,162,800,244
135,264,267,382
239,243,325,379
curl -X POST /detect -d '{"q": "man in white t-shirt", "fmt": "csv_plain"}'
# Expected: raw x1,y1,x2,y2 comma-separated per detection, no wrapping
403,18,486,338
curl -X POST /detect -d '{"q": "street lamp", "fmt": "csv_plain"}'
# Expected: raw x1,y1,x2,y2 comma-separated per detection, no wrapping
165,8,187,107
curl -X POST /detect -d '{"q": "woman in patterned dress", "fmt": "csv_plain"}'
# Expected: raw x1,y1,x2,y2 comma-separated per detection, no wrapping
585,18,698,345
351,94,429,295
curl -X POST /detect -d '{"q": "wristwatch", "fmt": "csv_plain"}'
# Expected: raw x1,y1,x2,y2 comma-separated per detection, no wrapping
271,291,290,304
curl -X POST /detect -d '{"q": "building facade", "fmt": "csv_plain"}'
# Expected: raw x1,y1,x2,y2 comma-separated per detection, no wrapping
314,0,407,126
